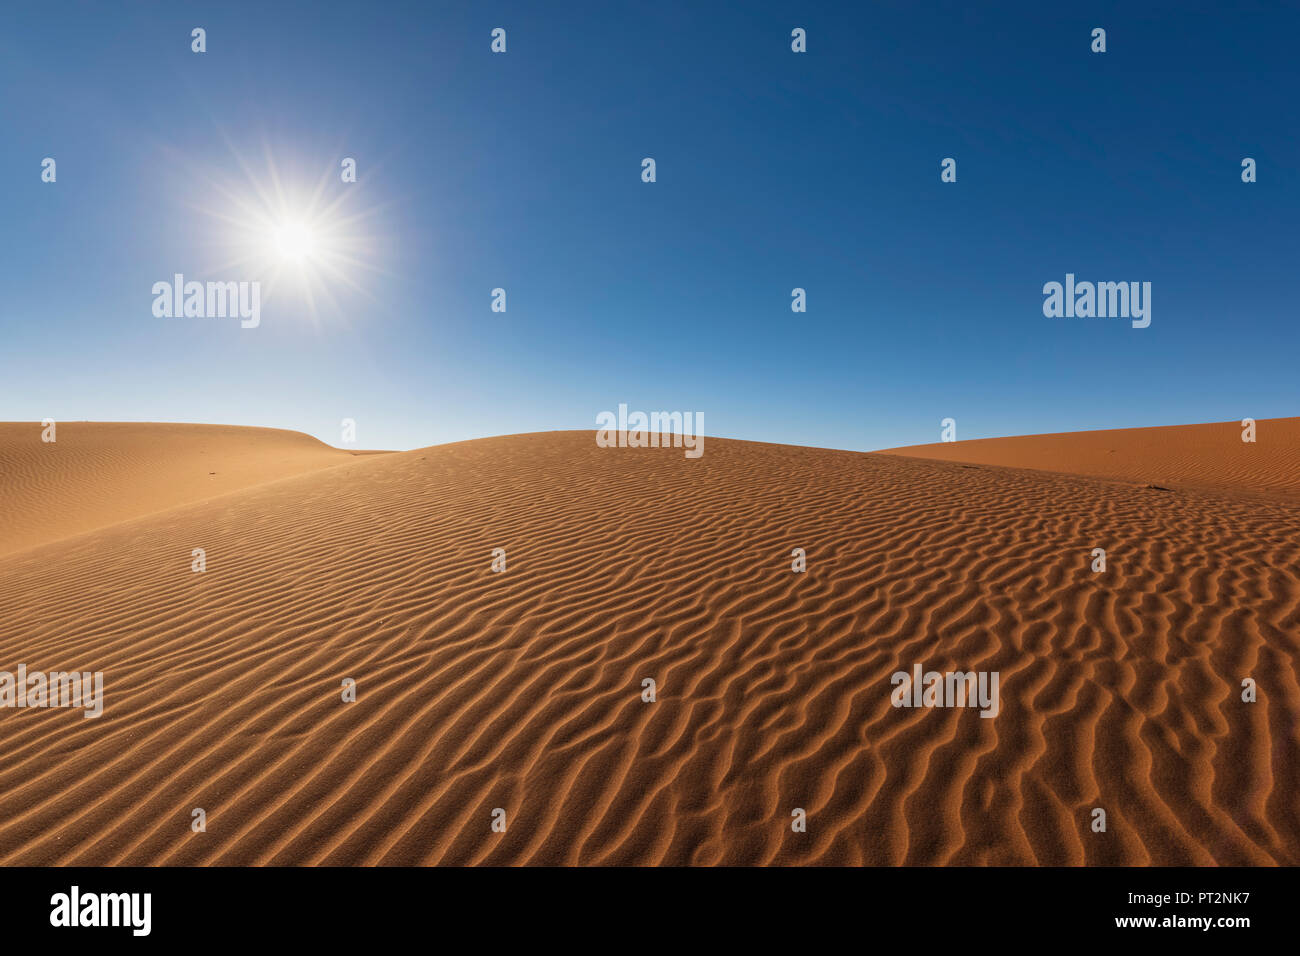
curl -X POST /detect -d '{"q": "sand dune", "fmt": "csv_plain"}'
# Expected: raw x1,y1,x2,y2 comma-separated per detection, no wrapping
880,417,1300,500
0,422,374,558
0,422,1296,865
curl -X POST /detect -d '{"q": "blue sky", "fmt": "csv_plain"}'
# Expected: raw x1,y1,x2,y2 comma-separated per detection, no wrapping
2,0,1296,451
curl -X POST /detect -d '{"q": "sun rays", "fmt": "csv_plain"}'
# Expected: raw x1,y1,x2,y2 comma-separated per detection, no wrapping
175,137,390,329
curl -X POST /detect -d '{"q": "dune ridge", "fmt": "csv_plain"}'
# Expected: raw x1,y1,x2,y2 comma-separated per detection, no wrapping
0,422,377,559
879,416,1300,501
0,423,1297,865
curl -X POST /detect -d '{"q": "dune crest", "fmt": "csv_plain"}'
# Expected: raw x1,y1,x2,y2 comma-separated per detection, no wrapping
0,422,373,558
879,417,1300,500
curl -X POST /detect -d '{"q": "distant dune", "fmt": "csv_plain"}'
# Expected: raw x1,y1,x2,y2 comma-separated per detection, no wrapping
0,421,1296,864
879,417,1300,500
0,423,380,558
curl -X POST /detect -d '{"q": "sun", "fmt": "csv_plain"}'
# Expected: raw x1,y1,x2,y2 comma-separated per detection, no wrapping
179,142,389,327
273,221,316,261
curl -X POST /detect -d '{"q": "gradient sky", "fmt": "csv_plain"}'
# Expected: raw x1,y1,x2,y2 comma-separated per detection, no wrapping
2,1,1297,451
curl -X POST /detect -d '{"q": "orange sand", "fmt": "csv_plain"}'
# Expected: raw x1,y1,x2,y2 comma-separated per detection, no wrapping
0,421,1296,864
0,423,372,558
880,417,1300,500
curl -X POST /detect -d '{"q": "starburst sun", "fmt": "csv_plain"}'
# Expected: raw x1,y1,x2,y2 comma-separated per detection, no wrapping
183,144,386,327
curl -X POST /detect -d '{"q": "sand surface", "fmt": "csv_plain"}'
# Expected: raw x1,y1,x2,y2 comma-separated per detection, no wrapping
0,422,1296,864
880,417,1300,501
0,423,368,558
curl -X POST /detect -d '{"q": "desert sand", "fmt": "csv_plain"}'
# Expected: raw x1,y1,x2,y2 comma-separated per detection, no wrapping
0,420,1296,865
881,417,1300,500
0,423,368,559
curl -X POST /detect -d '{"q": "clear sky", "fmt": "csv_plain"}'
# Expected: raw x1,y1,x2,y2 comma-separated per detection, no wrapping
2,1,1296,451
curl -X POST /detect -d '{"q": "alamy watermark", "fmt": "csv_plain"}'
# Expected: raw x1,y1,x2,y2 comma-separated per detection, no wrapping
152,274,260,328
596,403,704,458
50,886,150,936
0,665,103,718
1042,273,1150,328
890,663,999,718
